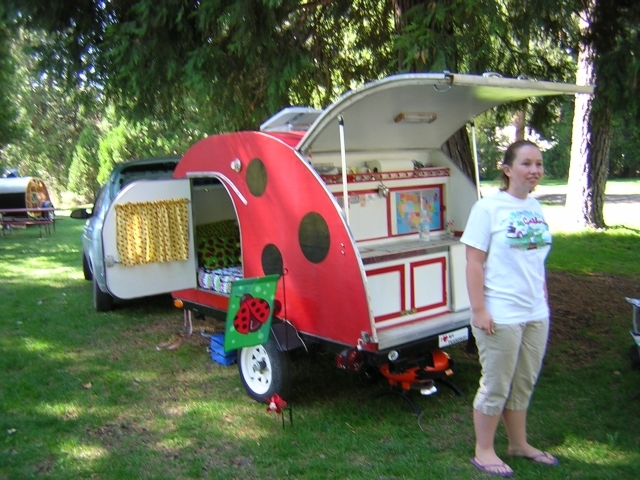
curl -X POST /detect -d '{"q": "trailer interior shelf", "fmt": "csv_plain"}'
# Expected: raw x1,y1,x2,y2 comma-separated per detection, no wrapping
320,167,450,184
358,237,458,265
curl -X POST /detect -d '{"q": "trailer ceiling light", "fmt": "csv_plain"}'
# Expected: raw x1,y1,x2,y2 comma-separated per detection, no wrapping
230,158,242,172
394,112,437,124
388,350,399,361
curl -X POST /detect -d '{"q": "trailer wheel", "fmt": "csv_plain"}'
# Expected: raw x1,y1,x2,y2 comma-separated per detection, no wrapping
82,252,92,281
238,336,291,402
93,277,114,312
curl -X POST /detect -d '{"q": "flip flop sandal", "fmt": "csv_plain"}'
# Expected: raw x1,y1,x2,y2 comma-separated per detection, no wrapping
523,452,559,465
470,458,514,477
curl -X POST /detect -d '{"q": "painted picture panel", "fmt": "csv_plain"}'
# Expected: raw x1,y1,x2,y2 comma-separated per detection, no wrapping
391,185,443,235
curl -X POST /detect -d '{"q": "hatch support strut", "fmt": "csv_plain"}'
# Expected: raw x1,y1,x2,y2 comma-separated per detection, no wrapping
338,115,350,225
470,120,481,200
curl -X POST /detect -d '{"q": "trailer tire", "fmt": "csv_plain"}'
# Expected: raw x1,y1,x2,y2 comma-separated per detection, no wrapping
82,252,92,281
93,277,114,312
238,336,291,402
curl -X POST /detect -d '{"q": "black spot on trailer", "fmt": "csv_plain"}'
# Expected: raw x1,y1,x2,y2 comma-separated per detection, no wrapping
246,158,267,197
262,244,284,275
298,212,330,263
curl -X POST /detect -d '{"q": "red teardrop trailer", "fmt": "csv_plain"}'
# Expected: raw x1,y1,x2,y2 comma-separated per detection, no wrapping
98,73,592,401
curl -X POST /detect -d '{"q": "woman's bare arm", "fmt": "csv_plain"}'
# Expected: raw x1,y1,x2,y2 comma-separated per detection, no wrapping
465,245,494,334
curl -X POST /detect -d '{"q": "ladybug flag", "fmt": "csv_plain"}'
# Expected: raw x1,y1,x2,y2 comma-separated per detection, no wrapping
224,274,280,352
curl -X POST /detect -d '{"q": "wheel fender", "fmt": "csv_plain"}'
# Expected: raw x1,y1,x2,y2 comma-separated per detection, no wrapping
271,321,306,352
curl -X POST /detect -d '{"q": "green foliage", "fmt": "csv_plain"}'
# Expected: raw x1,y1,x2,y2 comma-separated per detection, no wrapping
67,125,101,202
609,113,640,177
96,122,131,186
0,80,86,200
0,22,22,147
0,28,103,201
536,99,574,179
394,1,577,82
587,0,640,120
6,0,396,132
473,99,577,181
472,111,508,180
92,112,200,188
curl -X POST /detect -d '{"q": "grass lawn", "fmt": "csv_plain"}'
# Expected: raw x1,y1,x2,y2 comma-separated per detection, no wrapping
1,183,640,479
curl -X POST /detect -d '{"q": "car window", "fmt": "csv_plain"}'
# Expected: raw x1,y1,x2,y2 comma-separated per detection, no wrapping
92,185,108,216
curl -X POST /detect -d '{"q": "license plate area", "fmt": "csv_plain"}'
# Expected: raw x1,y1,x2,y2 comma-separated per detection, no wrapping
439,327,469,348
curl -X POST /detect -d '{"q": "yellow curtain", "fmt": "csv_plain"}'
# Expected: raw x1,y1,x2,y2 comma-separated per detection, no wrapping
115,198,189,266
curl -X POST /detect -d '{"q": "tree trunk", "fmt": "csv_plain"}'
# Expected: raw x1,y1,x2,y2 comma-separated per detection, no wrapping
587,110,610,227
442,127,476,183
514,110,526,141
566,35,592,228
566,6,609,229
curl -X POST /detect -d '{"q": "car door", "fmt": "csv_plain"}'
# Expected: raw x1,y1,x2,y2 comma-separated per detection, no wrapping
101,178,197,299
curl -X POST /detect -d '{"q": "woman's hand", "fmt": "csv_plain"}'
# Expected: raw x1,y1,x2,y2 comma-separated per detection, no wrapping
471,308,495,334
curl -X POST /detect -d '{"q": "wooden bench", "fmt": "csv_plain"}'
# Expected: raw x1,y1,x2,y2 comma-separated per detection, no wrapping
0,207,55,238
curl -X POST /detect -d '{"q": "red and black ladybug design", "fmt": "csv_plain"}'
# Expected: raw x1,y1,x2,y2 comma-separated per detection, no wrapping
233,294,271,334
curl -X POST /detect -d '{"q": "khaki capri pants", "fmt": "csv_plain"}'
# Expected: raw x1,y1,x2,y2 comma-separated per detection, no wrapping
472,319,550,416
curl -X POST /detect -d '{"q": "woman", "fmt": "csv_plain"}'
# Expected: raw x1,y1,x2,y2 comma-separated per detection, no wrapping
460,140,558,477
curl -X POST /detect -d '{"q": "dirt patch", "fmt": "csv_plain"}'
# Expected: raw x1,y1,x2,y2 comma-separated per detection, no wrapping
547,271,639,366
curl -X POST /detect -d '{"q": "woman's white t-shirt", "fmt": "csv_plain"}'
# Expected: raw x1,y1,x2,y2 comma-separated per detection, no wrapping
460,190,551,325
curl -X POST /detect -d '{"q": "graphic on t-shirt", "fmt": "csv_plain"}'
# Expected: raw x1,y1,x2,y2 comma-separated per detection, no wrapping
504,210,551,250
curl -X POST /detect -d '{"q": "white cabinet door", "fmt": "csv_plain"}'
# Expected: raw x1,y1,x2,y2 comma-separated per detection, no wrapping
365,251,449,326
409,255,448,314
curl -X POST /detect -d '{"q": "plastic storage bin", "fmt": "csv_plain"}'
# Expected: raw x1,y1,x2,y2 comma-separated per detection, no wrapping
210,334,237,366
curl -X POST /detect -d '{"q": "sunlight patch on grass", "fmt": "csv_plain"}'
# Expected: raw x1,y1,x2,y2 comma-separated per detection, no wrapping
21,336,53,352
221,421,277,441
37,402,82,420
162,403,189,417
6,256,74,270
156,437,195,450
59,441,108,462
25,343,96,363
31,266,83,278
1,263,82,283
560,435,639,465
181,402,278,441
